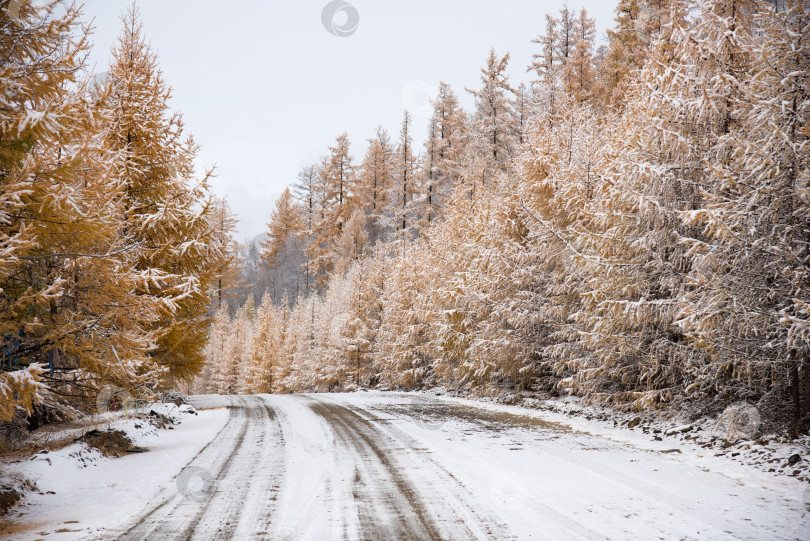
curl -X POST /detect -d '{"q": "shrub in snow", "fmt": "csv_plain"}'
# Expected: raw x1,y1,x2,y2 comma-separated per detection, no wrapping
161,391,189,406
0,408,29,448
178,405,197,415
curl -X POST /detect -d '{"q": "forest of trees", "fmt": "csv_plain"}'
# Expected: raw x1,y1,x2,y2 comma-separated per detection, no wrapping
1,0,808,433
0,3,237,422
195,0,810,430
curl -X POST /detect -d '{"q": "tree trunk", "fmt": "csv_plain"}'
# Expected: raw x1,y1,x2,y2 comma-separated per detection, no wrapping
790,354,801,421
802,353,810,417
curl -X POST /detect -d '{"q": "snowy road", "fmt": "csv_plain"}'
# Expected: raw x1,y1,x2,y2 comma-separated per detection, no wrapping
3,392,808,540
108,392,806,540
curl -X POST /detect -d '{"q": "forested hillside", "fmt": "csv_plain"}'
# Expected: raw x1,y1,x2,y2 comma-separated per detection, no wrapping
2,0,808,435
195,0,810,430
0,3,236,422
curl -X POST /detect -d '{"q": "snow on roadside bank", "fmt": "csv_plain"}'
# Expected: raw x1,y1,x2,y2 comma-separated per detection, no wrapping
398,389,808,485
368,386,808,471
0,401,229,540
1,390,808,540
422,390,810,480
329,390,810,540
421,391,810,531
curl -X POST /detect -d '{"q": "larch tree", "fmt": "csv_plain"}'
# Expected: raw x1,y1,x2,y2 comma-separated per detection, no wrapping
674,0,810,420
197,0,808,431
245,293,278,393
515,79,608,399
356,127,394,243
422,192,485,389
261,188,304,267
261,186,307,303
278,295,318,392
374,245,435,389
423,117,441,226
102,6,227,385
311,133,355,284
232,296,256,394
565,9,597,102
208,305,233,394
467,49,516,180
510,83,532,147
554,5,577,93
459,186,541,389
292,163,322,294
332,209,369,275
391,111,418,236
293,164,320,232
528,15,560,85
601,0,649,109
349,255,387,386
309,272,357,390
561,0,737,411
600,0,672,109
423,82,468,224
209,198,242,311
0,1,166,418
1,1,87,420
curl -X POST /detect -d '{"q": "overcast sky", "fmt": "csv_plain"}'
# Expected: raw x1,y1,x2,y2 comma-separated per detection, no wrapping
79,0,618,241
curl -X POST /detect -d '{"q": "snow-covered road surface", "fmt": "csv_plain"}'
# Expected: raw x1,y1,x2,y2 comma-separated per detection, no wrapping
3,392,809,540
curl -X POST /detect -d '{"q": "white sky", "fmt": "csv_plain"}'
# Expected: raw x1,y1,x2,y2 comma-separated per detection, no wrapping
79,0,618,241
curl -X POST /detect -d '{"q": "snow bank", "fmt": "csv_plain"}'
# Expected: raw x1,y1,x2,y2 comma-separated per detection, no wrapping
0,403,229,540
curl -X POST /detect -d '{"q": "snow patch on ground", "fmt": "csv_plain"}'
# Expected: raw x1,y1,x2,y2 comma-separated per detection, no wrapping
2,391,809,540
426,390,810,484
0,404,229,540
332,390,810,540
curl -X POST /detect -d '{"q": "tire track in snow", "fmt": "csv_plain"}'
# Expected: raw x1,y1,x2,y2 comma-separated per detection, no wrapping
334,397,610,540
344,403,588,541
113,396,282,541
188,397,283,540
108,396,246,540
231,396,286,539
116,396,252,540
263,395,346,540
408,398,757,540
304,397,444,540
368,395,771,540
